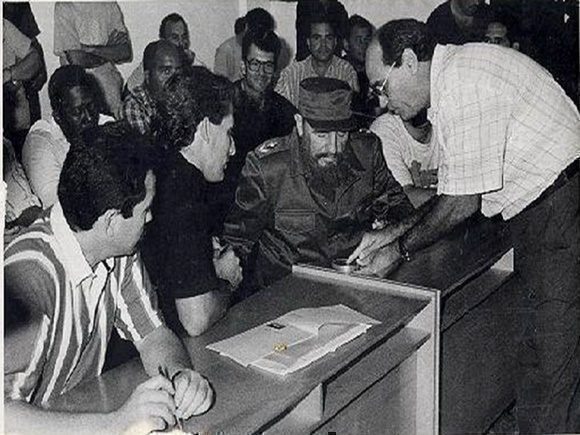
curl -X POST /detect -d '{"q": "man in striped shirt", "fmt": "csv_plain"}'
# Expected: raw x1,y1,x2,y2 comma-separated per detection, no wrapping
353,19,580,433
275,12,358,108
4,124,213,434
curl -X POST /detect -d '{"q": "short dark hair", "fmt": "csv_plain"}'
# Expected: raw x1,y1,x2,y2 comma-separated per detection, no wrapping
159,13,187,39
308,11,336,37
234,16,247,35
58,121,157,231
376,19,436,66
245,7,274,34
143,39,179,72
242,29,281,64
154,67,234,152
48,65,102,115
347,15,373,38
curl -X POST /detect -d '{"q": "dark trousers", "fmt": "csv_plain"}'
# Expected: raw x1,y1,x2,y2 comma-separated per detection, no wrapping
510,166,580,434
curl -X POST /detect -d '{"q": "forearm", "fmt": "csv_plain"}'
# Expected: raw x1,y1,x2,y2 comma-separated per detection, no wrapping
5,400,114,435
176,286,231,337
400,194,480,255
136,325,192,379
64,50,107,68
6,49,42,82
82,42,131,64
403,185,437,209
379,194,437,243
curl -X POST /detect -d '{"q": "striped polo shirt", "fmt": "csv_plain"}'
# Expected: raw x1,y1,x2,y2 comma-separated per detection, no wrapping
275,55,359,108
430,43,580,219
4,203,163,406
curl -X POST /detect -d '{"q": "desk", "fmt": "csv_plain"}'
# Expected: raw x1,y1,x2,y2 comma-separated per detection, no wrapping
50,268,440,434
391,215,516,433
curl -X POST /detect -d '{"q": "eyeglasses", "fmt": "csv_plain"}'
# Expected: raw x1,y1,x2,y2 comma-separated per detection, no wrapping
246,59,276,74
370,61,396,99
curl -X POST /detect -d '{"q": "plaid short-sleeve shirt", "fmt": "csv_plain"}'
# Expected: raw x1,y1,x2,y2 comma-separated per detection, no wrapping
430,44,580,219
4,204,163,406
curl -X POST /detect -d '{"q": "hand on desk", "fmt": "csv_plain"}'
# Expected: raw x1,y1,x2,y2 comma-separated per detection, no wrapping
173,368,214,419
213,238,243,289
114,374,177,433
348,227,400,266
357,242,402,277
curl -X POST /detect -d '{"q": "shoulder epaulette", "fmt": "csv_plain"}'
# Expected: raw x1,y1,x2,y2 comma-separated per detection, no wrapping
254,137,287,159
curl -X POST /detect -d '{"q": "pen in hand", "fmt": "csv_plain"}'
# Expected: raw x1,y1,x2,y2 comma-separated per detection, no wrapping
158,366,184,431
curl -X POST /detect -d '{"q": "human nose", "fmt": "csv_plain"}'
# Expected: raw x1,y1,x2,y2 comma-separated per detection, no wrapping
378,94,389,110
229,136,236,156
79,107,94,125
327,133,338,152
145,210,153,224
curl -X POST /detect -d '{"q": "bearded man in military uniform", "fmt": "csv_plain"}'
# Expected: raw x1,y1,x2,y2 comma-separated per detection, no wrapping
224,77,414,293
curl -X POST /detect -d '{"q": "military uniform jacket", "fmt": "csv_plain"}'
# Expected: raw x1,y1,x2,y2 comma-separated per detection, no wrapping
224,129,414,288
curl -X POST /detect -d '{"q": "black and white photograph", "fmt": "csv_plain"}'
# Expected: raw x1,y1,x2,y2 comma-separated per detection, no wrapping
2,0,579,433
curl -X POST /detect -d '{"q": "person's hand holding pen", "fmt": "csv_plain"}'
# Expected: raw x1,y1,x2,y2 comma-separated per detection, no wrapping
158,366,214,430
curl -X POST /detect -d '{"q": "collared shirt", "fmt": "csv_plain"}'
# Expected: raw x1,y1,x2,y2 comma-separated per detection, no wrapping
22,114,113,209
371,113,440,187
121,85,156,135
53,2,128,58
275,55,359,107
4,203,163,406
430,43,580,219
214,36,242,82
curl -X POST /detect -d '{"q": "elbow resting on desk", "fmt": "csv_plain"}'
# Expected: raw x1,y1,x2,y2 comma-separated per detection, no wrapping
176,289,230,337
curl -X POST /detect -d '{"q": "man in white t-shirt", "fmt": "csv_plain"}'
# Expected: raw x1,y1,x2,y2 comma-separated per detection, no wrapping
371,108,439,207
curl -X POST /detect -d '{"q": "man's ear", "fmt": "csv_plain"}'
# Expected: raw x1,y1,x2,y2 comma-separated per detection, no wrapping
197,116,211,143
294,113,304,137
343,38,350,53
401,48,419,74
240,59,247,77
101,209,120,238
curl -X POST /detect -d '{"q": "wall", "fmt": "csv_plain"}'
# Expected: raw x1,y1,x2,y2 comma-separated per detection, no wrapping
250,0,443,58
29,0,240,120
28,0,443,119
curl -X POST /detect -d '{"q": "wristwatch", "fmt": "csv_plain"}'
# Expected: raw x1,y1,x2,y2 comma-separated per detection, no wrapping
398,237,412,262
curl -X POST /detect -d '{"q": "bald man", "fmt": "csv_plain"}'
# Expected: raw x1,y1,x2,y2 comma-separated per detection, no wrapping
122,40,183,135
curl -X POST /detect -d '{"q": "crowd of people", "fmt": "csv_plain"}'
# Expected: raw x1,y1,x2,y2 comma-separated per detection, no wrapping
3,1,579,434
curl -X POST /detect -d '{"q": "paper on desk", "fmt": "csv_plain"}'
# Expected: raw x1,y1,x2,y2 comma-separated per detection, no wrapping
207,304,380,373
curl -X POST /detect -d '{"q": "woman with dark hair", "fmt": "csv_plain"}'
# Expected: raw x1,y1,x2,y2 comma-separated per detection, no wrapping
142,67,242,337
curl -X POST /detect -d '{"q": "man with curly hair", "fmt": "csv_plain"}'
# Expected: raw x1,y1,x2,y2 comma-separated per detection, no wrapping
141,68,242,337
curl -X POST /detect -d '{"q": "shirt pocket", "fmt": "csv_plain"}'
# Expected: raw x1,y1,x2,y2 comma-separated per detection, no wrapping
275,209,315,235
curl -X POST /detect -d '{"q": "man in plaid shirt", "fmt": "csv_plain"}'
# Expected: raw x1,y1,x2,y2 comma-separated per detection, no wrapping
122,40,183,135
354,18,580,434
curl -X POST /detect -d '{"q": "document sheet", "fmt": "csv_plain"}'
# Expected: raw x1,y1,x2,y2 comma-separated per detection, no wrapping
207,304,380,375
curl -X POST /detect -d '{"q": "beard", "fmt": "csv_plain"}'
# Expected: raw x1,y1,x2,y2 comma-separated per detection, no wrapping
308,153,350,196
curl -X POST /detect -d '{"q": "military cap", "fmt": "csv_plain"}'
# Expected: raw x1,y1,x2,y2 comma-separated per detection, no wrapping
298,77,357,132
